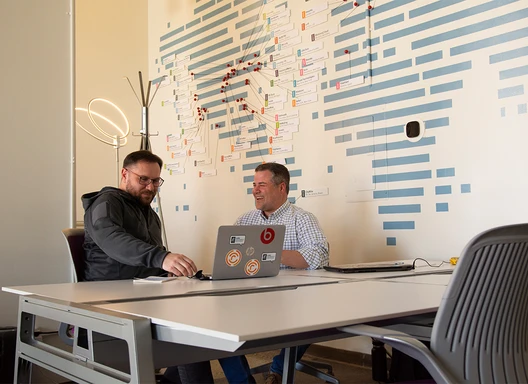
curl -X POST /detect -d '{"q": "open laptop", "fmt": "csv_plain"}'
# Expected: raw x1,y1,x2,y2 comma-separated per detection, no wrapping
199,225,286,280
324,261,413,273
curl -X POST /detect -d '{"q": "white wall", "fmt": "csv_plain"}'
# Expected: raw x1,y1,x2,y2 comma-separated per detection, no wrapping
75,0,148,221
146,0,528,267
0,1,74,326
146,0,528,353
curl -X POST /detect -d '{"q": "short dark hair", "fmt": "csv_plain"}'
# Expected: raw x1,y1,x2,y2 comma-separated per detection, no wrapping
123,150,163,169
255,163,290,194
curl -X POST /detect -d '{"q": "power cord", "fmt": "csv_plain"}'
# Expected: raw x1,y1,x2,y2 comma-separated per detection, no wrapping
34,330,58,337
411,257,451,269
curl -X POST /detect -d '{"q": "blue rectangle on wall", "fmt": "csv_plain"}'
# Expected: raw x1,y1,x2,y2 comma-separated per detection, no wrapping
383,221,415,230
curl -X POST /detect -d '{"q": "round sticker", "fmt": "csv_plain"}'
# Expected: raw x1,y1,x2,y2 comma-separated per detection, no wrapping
225,249,242,267
260,227,275,244
245,259,261,276
246,246,255,257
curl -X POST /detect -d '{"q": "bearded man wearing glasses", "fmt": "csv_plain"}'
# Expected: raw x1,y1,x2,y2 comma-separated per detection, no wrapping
82,150,198,282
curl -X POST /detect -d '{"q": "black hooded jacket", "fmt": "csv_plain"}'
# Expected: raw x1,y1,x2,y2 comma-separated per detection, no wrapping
81,187,167,281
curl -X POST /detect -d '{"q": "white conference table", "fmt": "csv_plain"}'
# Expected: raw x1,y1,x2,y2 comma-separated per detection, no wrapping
382,274,452,286
3,274,345,304
4,270,451,384
99,280,446,346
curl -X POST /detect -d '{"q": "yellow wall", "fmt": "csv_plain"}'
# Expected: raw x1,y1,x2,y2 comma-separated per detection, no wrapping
75,0,148,221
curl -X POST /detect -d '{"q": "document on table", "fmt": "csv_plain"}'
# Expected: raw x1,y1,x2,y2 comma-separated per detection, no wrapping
133,276,178,284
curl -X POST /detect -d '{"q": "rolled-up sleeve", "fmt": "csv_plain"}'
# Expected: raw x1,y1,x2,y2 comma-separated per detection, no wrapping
293,212,329,270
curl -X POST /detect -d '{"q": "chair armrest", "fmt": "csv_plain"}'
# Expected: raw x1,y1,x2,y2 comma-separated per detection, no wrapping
338,324,456,384
383,323,432,341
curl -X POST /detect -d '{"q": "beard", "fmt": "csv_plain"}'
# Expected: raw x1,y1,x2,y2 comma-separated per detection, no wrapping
126,183,155,206
137,190,156,206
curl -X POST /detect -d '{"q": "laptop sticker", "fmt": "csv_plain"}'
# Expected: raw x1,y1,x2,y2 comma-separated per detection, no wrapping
225,249,242,267
260,228,275,244
246,247,255,256
230,235,246,245
245,259,261,275
261,252,276,262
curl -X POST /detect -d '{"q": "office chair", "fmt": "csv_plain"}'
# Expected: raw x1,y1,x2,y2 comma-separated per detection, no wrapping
58,228,85,346
339,223,528,384
59,228,167,380
61,227,86,282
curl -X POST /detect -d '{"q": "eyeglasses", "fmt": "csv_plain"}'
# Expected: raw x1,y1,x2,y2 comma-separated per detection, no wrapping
126,168,164,187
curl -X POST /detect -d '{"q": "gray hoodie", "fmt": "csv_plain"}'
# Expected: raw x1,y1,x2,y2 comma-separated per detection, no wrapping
81,187,167,281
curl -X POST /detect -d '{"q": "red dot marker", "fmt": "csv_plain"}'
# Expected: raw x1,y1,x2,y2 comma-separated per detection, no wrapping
345,49,349,54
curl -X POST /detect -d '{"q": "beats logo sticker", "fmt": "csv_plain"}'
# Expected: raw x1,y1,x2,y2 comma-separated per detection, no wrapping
260,228,275,244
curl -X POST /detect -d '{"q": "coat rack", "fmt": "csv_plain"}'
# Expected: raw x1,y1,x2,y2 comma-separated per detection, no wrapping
124,71,167,150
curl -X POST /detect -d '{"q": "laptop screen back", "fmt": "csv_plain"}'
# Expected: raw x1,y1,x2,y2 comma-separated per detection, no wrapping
210,225,285,280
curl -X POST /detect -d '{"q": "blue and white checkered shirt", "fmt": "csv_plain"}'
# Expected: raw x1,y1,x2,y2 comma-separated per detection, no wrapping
235,201,329,270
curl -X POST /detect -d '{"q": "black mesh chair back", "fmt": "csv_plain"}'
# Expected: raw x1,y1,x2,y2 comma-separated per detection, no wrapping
431,223,528,383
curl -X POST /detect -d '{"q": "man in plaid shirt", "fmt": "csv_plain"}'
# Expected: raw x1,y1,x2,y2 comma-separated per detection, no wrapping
236,163,329,269
220,162,329,384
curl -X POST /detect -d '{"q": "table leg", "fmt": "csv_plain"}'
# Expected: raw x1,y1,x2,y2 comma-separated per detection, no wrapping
371,339,388,382
282,346,297,383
